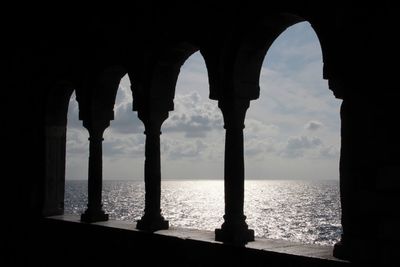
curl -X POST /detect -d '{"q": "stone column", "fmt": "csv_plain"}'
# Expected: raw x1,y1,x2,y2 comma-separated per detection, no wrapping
333,97,379,261
43,126,67,216
215,98,254,244
333,99,355,259
136,110,169,231
81,123,109,223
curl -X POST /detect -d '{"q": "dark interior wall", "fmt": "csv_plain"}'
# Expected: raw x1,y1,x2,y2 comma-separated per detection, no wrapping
4,46,45,262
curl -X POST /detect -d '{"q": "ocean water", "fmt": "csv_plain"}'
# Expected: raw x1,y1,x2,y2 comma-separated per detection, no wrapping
65,179,341,246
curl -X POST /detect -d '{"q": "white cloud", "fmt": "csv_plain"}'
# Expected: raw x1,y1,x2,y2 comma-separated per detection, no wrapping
102,134,145,158
244,119,280,159
245,119,280,137
287,136,322,149
110,101,144,134
176,52,209,90
163,92,223,138
66,93,82,129
66,128,88,156
265,22,323,73
245,138,276,159
109,81,145,134
305,120,323,131
258,66,335,119
281,136,323,158
319,145,340,159
162,138,208,160
114,78,132,106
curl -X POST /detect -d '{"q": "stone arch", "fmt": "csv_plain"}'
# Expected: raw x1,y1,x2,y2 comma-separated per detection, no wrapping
129,42,200,112
44,64,128,217
70,64,130,222
206,11,340,244
226,12,334,101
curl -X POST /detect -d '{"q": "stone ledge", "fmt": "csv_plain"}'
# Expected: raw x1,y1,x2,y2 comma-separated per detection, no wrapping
44,215,349,266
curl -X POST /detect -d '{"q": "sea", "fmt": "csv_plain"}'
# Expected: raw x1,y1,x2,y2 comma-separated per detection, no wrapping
65,179,342,246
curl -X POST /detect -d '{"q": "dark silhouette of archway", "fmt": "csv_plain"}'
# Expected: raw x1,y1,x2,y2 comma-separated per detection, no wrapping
5,3,399,264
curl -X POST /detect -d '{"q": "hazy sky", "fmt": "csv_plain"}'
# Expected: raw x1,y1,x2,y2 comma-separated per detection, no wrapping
66,22,342,181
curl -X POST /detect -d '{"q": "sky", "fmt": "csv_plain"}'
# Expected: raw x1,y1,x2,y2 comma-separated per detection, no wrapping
66,22,342,181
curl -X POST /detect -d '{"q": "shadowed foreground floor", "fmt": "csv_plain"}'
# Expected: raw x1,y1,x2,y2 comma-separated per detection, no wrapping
13,215,350,266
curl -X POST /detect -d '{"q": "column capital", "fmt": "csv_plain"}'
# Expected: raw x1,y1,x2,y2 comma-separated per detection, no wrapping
218,98,250,130
138,109,169,134
83,119,110,139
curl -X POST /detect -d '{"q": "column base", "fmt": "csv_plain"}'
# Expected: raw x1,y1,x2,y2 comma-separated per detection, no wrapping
215,223,254,245
80,209,109,223
136,214,169,232
333,240,351,260
333,236,378,262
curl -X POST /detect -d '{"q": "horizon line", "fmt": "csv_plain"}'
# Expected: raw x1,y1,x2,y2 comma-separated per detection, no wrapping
66,177,339,181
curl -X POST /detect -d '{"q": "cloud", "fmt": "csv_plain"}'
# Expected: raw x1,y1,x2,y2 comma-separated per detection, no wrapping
67,93,82,129
110,101,144,134
66,128,88,156
245,119,280,137
66,126,145,159
102,134,145,158
163,92,223,137
107,82,145,135
259,66,334,117
305,120,323,131
257,22,339,130
245,139,276,158
176,52,209,95
265,22,323,74
115,78,132,105
319,145,340,159
162,138,208,160
287,136,322,150
243,119,279,159
281,136,323,158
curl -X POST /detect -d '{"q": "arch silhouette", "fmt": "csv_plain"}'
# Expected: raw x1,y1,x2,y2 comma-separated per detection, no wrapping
224,13,333,101
11,4,396,263
45,65,128,218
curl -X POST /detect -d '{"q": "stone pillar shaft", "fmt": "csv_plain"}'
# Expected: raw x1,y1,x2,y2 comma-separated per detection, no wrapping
81,128,109,223
44,126,67,216
87,136,103,210
136,110,169,231
334,97,379,261
144,131,162,216
215,99,254,244
224,127,245,220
